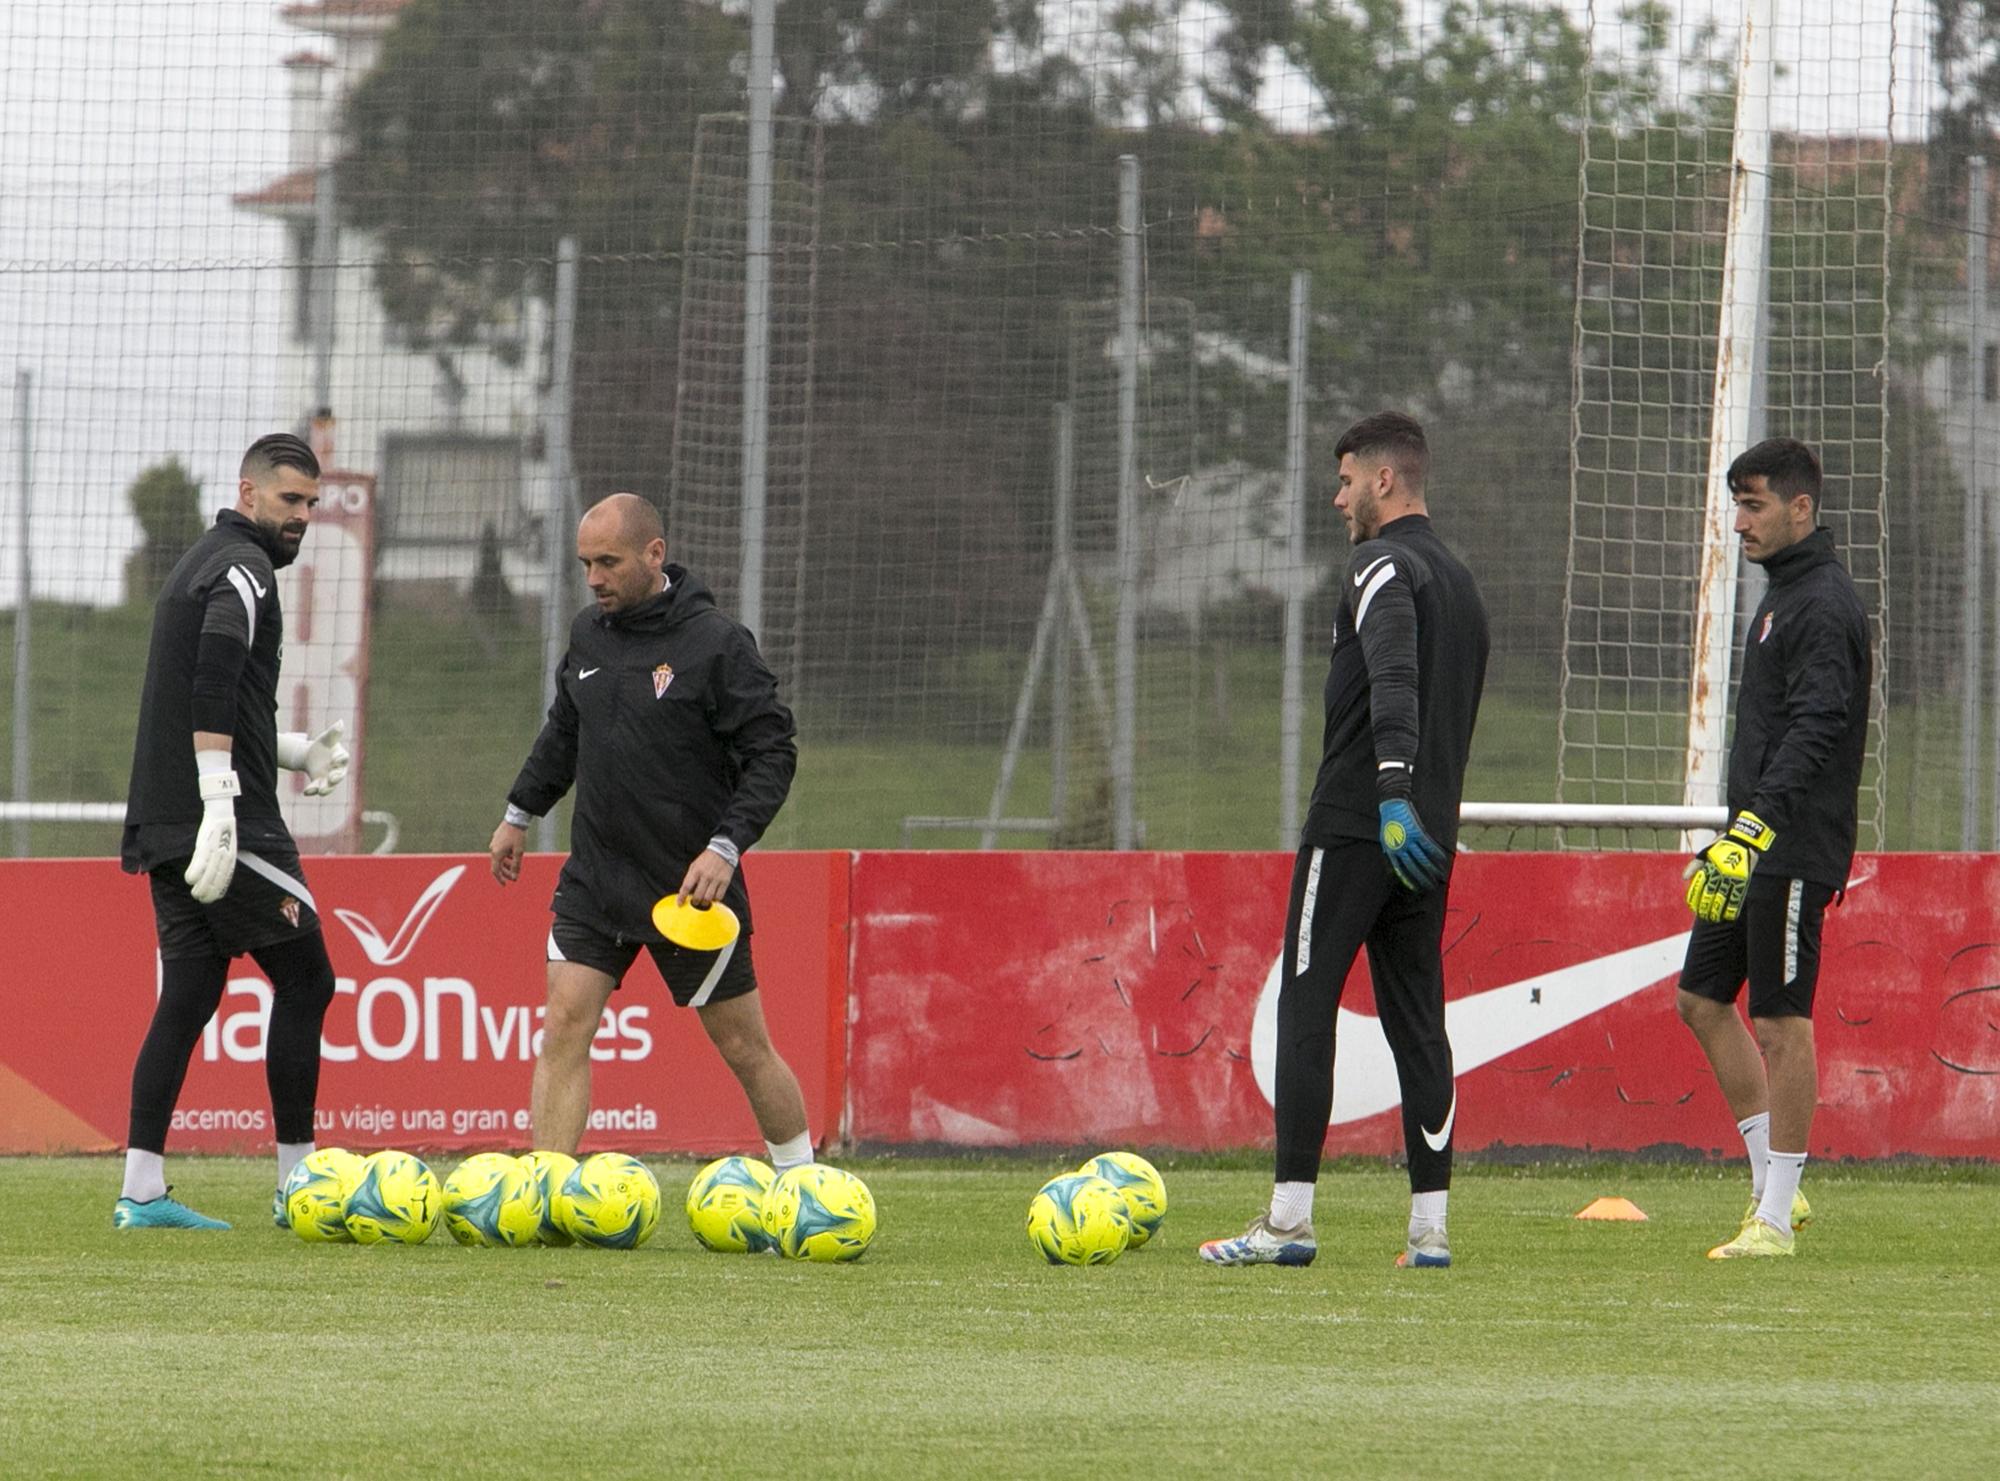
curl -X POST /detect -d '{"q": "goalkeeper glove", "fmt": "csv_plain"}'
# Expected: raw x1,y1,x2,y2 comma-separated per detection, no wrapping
279,720,350,796
1684,810,1776,924
185,765,241,904
1379,798,1451,893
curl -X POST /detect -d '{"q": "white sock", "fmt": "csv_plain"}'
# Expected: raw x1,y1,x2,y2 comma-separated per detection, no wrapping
1410,1189,1448,1236
1269,1180,1314,1230
1756,1150,1806,1235
277,1141,315,1187
122,1149,167,1203
766,1131,813,1173
1736,1112,1771,1199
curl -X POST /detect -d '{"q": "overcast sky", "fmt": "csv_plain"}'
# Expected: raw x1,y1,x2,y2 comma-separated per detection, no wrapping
2,0,294,605
0,0,1940,607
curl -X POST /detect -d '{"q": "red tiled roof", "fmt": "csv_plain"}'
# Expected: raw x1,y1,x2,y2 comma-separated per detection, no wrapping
280,1,410,22
232,167,317,210
282,50,335,67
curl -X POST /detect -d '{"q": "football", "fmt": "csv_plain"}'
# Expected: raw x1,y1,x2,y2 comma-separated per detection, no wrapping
686,1155,778,1253
519,1149,579,1247
442,1152,545,1248
1078,1151,1167,1248
283,1147,365,1242
342,1150,442,1246
760,1164,877,1262
1027,1172,1132,1266
554,1152,661,1249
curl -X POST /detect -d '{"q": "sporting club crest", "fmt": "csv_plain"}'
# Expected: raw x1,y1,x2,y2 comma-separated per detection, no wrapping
653,663,675,698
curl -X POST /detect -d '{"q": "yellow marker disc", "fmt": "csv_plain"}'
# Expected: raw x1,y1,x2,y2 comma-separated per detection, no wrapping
650,896,741,951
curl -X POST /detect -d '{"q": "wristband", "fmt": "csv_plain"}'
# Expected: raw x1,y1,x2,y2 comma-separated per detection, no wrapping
197,769,241,802
1728,811,1775,852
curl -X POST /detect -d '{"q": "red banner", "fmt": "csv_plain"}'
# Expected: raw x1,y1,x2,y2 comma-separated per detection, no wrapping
3,851,1996,1159
0,852,847,1156
277,470,373,853
846,851,2000,1160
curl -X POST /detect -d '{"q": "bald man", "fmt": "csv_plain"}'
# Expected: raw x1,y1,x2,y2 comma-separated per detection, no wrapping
489,494,810,1172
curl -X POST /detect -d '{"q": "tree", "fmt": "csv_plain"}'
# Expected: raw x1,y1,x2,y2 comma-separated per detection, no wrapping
124,459,205,605
1159,2,1694,660
333,0,1734,705
1927,0,2000,208
340,0,748,502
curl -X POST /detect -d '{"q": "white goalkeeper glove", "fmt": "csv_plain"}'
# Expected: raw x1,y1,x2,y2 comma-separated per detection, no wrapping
278,720,350,796
185,765,241,904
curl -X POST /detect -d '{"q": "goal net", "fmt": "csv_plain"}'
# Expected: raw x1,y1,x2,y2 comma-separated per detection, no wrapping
1558,3,1893,850
668,112,822,694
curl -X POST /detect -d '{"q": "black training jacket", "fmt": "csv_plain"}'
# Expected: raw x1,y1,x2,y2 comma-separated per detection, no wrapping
1304,513,1489,854
1727,527,1871,889
121,510,295,873
507,566,797,938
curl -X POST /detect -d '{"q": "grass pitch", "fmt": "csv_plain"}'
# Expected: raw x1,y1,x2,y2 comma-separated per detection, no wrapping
2,1156,1996,1478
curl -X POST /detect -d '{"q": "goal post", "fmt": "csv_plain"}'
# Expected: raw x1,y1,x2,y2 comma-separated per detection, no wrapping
1684,0,1775,838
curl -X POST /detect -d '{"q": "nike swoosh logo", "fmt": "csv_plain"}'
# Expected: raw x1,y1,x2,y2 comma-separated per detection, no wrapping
1354,555,1392,588
1251,930,1690,1125
1421,1088,1457,1151
578,667,600,679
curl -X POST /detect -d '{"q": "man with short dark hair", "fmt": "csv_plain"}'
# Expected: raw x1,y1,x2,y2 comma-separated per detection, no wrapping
488,493,813,1174
1679,436,1870,1259
116,432,352,1230
1201,411,1489,1270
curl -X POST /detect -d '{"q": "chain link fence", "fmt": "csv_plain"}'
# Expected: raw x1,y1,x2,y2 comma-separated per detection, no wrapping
1,1,1988,857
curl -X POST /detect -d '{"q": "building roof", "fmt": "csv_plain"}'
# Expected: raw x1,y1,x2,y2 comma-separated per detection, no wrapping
280,1,409,35
280,1,409,19
233,167,317,216
282,50,335,68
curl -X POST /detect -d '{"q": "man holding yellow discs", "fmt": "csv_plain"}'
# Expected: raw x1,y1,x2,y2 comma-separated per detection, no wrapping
488,493,812,1175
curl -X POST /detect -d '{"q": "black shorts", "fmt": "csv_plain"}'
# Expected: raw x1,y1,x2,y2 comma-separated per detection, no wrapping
150,846,322,961
547,916,757,1009
1678,876,1835,1019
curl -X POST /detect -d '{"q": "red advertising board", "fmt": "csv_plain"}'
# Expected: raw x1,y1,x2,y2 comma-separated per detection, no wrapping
846,851,2000,1160
0,852,847,1156
3,850,1996,1160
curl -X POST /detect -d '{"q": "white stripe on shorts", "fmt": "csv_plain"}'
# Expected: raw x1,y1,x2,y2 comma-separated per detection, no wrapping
1784,878,1803,985
1295,846,1324,977
687,935,738,1008
235,850,315,912
546,928,567,963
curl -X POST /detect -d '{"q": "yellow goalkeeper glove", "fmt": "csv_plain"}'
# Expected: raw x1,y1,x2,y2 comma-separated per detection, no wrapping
1684,811,1776,924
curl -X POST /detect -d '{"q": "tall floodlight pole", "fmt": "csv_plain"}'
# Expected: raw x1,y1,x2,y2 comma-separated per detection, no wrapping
1983,158,2000,848
1967,158,1990,850
739,0,776,636
11,369,31,857
1279,272,1311,846
1050,402,1075,829
312,155,338,420
1113,155,1141,850
539,238,580,854
1683,0,1773,844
